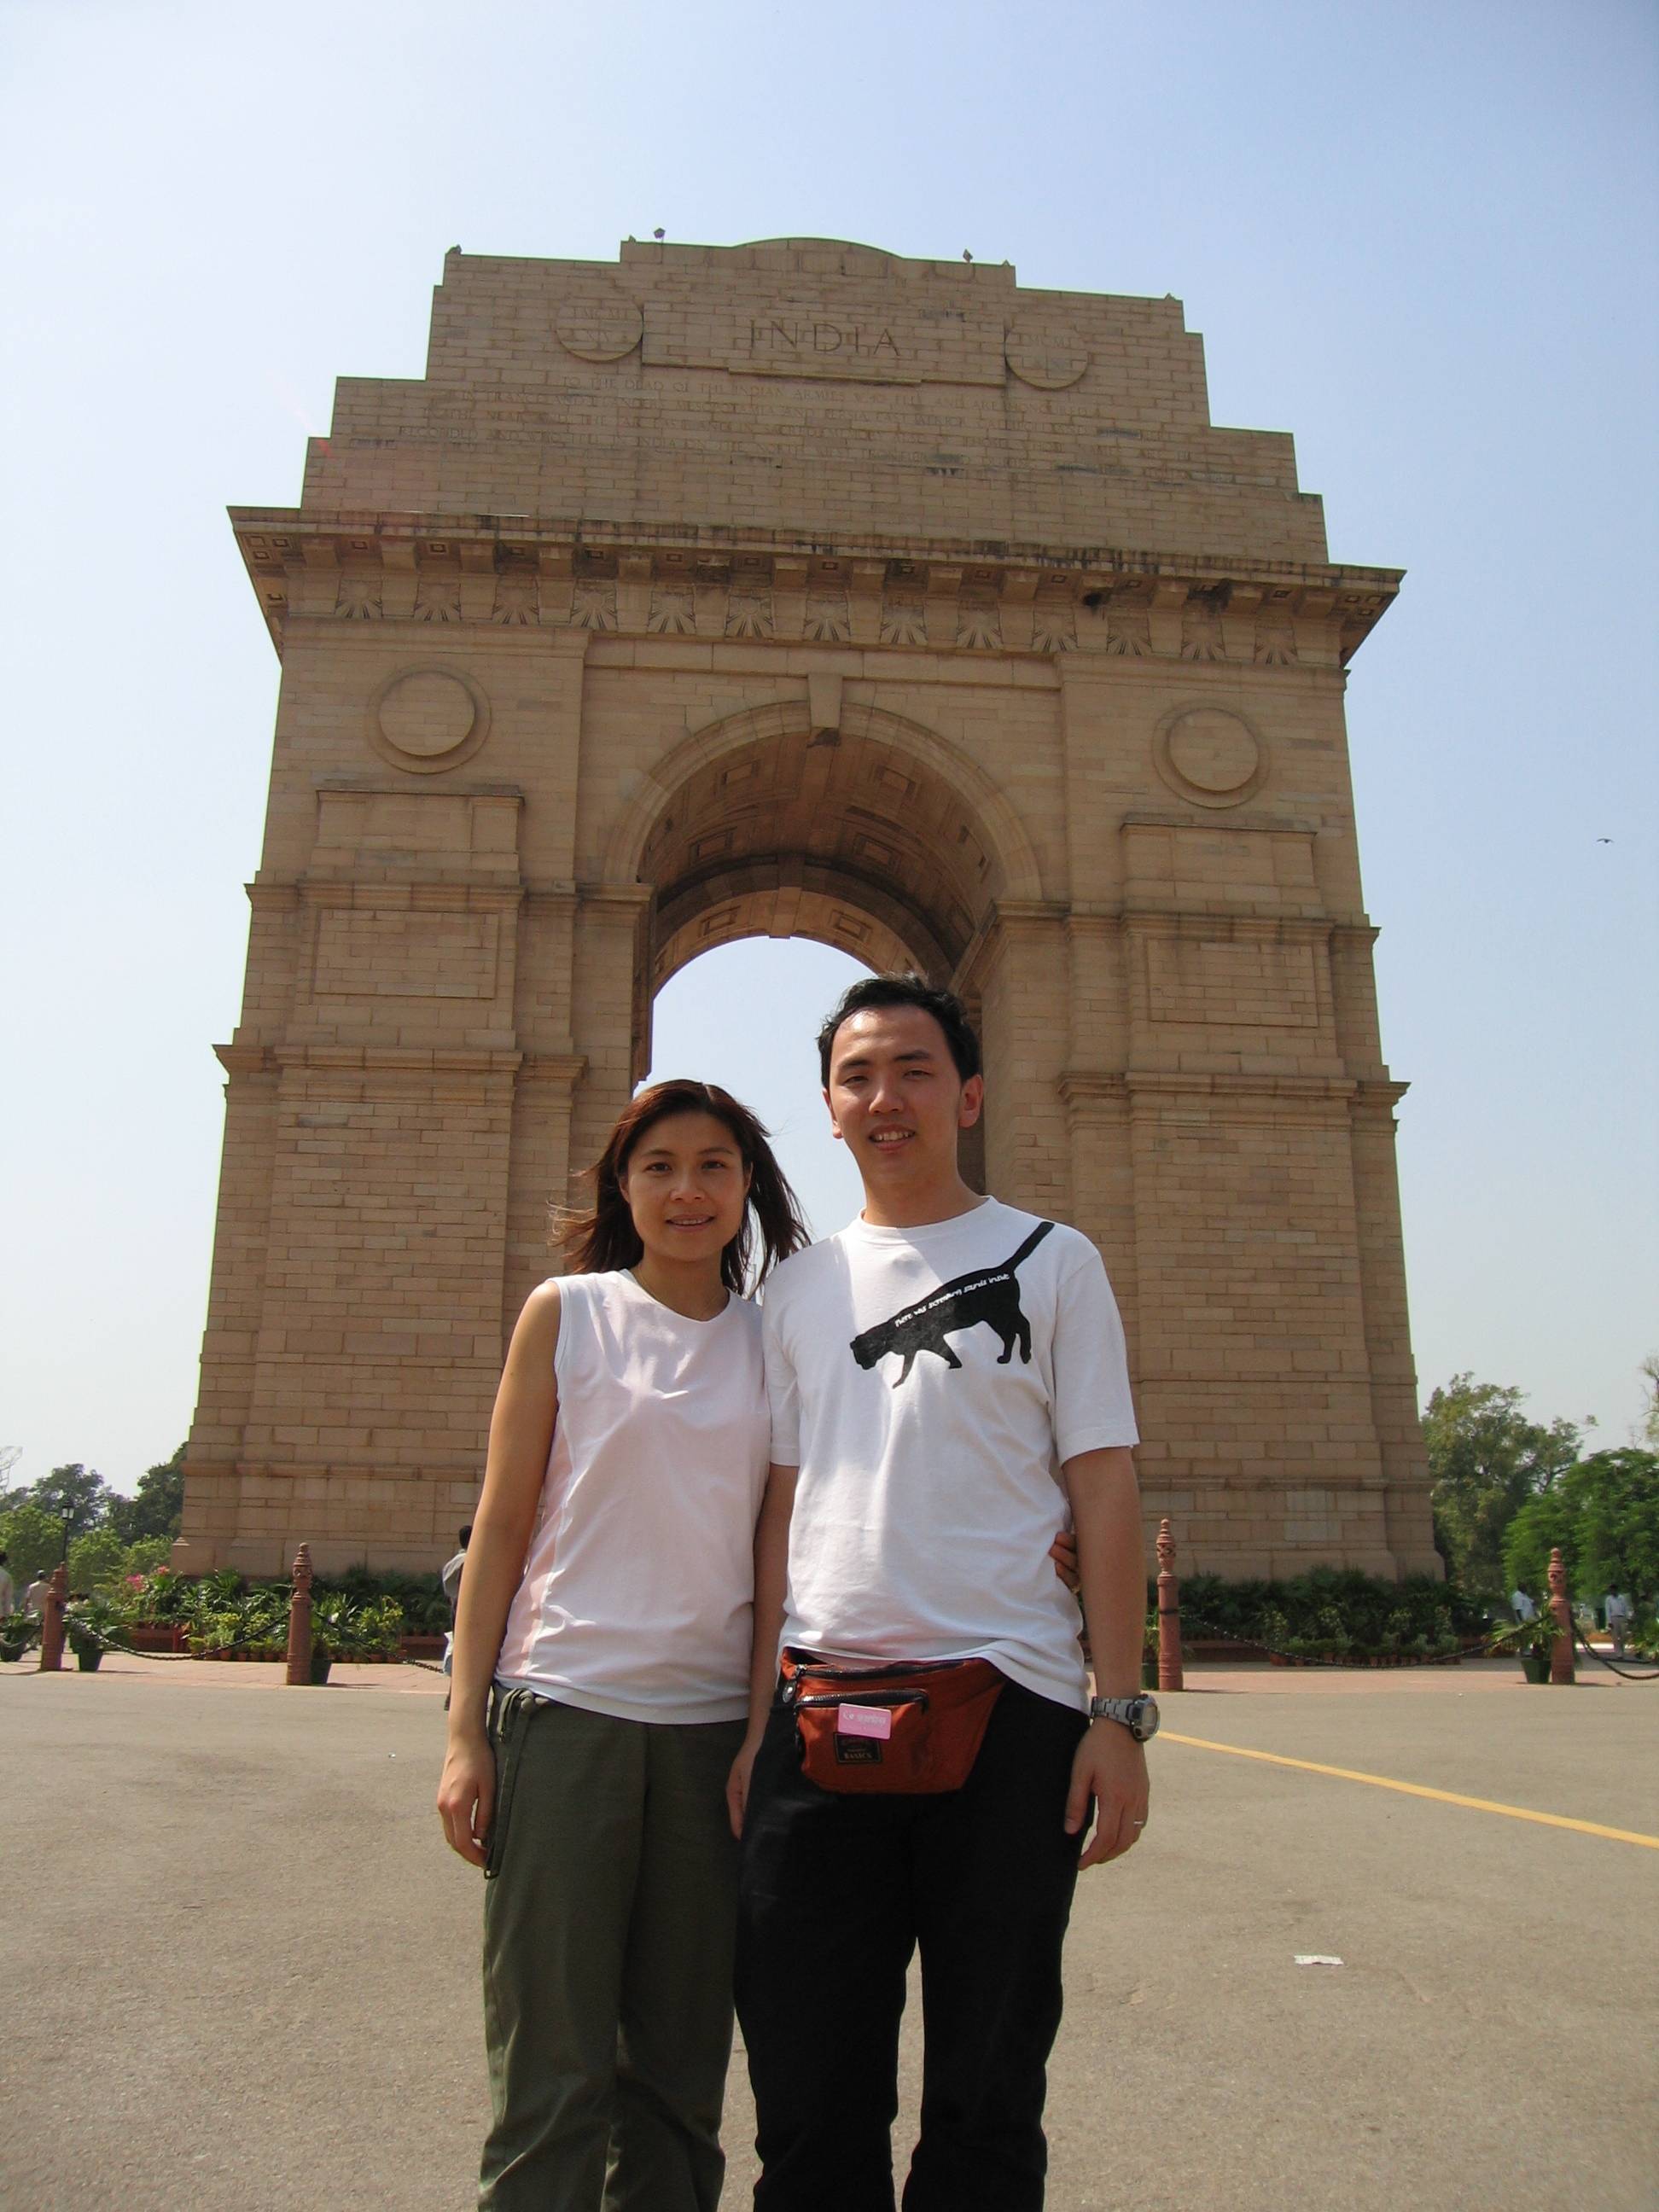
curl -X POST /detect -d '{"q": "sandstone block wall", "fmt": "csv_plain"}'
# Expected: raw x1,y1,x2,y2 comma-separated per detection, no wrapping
180,238,1435,1580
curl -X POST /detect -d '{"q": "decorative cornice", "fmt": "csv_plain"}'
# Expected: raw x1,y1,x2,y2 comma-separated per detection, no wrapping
1059,1071,1130,1117
272,1045,523,1077
576,882,656,918
311,775,526,800
214,1040,278,1077
517,1052,589,1087
951,897,1069,992
295,878,523,912
1351,1078,1411,1112
1062,1069,1363,1109
1124,1071,1357,1102
230,506,1399,669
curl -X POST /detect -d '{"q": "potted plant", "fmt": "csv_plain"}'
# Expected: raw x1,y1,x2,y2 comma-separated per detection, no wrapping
1487,1610,1560,1682
65,1595,129,1672
0,1610,40,1664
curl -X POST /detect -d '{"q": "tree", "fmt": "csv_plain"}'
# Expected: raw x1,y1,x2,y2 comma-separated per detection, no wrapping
1423,1374,1580,1596
1504,1450,1659,1603
1639,1353,1659,1451
66,1526,127,1594
108,1444,186,1545
1499,1490,1577,1599
0,1444,20,1510
0,1502,68,1586
1575,1450,1659,1599
29,1464,111,1542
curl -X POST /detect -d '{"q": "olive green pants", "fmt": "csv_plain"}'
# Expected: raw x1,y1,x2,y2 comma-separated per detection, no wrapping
480,1691,745,2212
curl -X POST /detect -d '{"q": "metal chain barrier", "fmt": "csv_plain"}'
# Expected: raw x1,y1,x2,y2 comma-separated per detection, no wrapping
51,1608,448,1672
1572,1625,1659,1682
55,1612,271,1662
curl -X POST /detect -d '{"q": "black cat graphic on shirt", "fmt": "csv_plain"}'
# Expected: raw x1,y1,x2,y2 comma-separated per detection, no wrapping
848,1221,1056,1387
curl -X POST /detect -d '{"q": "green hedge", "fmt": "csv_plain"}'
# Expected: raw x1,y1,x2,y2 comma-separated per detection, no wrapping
1155,1567,1489,1661
102,1566,432,1658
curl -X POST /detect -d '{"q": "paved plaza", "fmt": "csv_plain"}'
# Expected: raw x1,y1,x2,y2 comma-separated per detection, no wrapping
3,1656,1654,2210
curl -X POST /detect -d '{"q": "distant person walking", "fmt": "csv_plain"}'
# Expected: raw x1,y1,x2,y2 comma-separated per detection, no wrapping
23,1574,51,1617
1604,1591,1633,1657
1511,1587,1538,1622
441,1525,472,1678
0,1551,14,1619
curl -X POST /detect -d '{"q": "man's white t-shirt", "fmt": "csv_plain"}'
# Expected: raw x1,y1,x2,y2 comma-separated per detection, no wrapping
763,1198,1138,1711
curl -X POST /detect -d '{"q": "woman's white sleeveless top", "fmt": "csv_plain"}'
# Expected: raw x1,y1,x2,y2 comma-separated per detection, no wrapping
495,1270,770,1724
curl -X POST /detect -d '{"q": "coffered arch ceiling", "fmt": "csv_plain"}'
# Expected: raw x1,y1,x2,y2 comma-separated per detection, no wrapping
614,701,1042,993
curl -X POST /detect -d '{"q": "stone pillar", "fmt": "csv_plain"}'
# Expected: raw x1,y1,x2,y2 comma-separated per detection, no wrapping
285,1543,315,1685
967,903,1074,1221
39,1564,67,1674
568,886,655,1185
1348,1077,1438,1573
1058,907,1138,1359
1155,1517,1185,1692
1548,1547,1576,1685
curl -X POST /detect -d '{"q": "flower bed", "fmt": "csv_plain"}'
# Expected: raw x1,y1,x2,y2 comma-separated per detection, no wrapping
126,1624,188,1654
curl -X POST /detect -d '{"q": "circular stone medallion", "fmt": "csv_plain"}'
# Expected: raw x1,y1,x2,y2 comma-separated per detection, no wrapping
368,667,490,774
555,300,644,362
1004,326,1091,390
1154,707,1267,809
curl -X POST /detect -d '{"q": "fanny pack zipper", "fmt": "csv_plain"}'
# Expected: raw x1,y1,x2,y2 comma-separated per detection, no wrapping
790,1688,931,1712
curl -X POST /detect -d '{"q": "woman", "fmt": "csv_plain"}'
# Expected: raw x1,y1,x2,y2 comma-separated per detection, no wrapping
437,1078,808,2212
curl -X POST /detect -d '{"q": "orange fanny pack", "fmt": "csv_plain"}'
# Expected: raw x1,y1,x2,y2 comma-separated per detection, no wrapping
779,1647,1005,1795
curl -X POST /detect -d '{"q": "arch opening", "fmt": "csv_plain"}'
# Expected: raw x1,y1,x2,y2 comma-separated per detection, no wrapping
644,937,872,1240
618,698,1036,996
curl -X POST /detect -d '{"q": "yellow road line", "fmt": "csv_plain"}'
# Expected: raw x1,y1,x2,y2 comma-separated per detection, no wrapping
1161,1732,1659,1850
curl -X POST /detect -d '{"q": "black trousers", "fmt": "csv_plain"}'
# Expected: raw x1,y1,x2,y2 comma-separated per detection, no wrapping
735,1674,1089,2212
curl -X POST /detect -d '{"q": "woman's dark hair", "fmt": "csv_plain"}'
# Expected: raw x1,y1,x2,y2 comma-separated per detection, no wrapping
561,1079,810,1294
816,973,982,1086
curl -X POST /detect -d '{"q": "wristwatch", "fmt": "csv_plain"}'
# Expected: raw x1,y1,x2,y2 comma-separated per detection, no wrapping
1089,1693,1160,1742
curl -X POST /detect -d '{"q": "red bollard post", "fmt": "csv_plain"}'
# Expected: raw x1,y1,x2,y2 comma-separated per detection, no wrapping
1547,1546,1575,1685
1156,1516,1185,1692
285,1543,315,1686
38,1563,68,1673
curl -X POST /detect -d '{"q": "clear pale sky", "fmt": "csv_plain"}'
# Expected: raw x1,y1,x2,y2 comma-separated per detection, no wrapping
2,1,1654,1494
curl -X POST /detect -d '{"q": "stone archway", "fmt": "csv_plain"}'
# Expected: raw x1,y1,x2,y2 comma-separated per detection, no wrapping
178,237,1438,1584
605,693,1039,1202
611,693,1041,992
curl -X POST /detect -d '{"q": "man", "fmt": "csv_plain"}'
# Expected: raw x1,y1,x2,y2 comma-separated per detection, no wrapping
1604,1590,1632,1657
1511,1587,1538,1623
730,974,1151,2212
23,1572,52,1617
439,1523,470,1681
0,1550,14,1620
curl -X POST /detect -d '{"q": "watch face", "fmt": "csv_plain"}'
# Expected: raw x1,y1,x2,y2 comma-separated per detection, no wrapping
1133,1697,1160,1740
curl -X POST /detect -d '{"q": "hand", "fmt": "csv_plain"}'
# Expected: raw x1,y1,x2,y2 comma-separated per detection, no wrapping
1049,1529,1080,1594
437,1729,496,1868
726,1732,764,1841
1065,1720,1149,1870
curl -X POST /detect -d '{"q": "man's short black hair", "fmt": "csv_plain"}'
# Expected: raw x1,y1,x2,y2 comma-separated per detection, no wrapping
458,1524,473,1548
817,974,982,1086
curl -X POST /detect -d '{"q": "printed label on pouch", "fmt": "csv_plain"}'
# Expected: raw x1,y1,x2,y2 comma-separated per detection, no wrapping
836,1703,894,1740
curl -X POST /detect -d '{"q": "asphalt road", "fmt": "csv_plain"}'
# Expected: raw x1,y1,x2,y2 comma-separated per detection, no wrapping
3,1662,1654,2210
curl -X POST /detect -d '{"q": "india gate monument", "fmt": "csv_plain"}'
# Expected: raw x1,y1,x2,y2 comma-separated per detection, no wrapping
176,238,1436,1580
